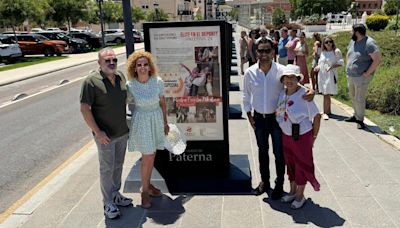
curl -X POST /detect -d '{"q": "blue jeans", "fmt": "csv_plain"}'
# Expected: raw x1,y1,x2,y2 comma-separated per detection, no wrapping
253,113,285,187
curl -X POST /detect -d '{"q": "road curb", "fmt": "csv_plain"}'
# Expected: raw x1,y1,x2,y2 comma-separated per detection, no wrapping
332,98,400,151
0,52,126,87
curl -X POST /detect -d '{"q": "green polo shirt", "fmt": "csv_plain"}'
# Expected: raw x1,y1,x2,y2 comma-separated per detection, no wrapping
80,69,129,139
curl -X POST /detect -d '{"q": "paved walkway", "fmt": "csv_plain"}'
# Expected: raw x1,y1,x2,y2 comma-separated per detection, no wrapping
1,33,400,228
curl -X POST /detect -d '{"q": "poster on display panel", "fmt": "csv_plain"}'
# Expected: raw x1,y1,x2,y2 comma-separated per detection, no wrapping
147,23,224,141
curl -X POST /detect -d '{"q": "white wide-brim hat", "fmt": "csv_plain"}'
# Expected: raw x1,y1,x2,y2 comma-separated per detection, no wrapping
279,64,304,82
164,124,187,155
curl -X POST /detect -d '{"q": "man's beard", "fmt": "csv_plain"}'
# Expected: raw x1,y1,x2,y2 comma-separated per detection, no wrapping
351,34,357,41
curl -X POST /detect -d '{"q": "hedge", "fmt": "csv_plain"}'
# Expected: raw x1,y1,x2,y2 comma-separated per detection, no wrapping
366,15,389,31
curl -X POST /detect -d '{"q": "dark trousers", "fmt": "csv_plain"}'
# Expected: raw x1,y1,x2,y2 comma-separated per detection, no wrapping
253,112,285,187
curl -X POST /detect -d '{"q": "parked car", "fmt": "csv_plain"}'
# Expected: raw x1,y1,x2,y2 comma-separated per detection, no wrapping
0,35,22,63
45,27,62,32
37,31,90,53
31,28,45,33
132,29,144,42
103,29,125,44
68,31,102,49
7,33,68,56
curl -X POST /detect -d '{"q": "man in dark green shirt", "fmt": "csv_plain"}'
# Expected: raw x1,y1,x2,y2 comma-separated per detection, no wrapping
80,47,131,219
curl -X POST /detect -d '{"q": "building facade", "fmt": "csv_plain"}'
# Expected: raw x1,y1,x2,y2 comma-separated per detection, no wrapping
355,0,383,14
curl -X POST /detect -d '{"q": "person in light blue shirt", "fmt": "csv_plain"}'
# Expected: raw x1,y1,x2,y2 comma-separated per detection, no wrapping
278,27,289,65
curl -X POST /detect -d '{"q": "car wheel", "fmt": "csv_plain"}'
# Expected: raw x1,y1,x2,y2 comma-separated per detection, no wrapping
7,57,16,64
56,53,62,56
115,38,122,44
44,47,55,57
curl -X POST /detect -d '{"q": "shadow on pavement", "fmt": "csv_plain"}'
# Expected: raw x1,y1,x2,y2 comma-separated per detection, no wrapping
263,197,346,227
105,194,190,227
328,113,347,121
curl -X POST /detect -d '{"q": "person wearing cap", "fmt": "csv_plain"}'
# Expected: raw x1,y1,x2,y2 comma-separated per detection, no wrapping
242,39,315,200
277,27,289,65
275,64,321,209
345,24,381,129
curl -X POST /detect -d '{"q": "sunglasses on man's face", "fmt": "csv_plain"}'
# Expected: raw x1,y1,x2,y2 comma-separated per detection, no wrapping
257,48,272,54
105,58,118,64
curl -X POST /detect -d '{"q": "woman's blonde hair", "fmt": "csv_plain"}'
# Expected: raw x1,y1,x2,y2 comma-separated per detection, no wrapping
126,50,158,80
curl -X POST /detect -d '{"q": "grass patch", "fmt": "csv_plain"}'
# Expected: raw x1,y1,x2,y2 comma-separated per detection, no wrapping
0,56,68,72
306,30,400,139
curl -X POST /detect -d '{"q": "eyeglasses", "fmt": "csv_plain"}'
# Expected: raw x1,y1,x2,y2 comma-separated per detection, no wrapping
324,40,333,44
105,58,118,64
257,48,272,54
136,63,149,67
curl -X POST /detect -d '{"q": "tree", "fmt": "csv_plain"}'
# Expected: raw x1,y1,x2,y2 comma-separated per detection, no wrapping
384,0,398,15
272,8,287,27
146,8,169,22
227,8,239,21
0,0,48,36
131,6,146,23
47,0,92,31
289,0,351,19
102,1,123,23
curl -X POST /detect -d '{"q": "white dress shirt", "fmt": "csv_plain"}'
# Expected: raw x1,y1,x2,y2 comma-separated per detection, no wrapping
242,62,285,114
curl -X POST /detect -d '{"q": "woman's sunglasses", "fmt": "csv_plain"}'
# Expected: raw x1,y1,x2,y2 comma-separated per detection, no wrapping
324,40,333,44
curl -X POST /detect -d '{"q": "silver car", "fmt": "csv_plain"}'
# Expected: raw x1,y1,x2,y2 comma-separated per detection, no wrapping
0,35,22,63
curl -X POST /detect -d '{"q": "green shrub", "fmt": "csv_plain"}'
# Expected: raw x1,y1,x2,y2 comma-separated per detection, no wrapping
366,15,389,31
367,66,400,114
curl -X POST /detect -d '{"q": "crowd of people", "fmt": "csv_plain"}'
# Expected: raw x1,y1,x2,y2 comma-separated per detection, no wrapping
241,24,381,209
78,23,381,219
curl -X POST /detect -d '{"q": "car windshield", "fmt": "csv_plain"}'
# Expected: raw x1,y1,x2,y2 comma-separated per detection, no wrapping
56,33,71,39
0,37,15,44
35,35,50,41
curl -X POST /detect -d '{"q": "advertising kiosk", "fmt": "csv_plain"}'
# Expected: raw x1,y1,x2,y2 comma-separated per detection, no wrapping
125,21,251,194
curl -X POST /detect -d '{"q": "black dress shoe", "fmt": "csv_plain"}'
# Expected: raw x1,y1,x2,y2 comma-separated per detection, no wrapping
271,186,284,200
253,182,270,196
344,115,357,122
357,121,366,129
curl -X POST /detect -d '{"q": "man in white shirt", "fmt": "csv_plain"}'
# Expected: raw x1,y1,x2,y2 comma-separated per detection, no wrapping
243,39,314,199
256,27,272,44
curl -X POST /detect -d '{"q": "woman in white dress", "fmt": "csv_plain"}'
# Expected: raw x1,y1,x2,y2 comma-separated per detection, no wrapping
314,37,344,120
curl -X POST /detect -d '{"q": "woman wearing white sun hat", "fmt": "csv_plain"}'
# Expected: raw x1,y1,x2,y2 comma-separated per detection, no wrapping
275,64,321,209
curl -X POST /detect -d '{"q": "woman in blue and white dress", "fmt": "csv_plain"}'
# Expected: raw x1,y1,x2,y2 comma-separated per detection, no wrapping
126,50,169,209
314,37,344,120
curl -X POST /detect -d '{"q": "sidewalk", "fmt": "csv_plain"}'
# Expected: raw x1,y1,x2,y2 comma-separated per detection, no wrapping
0,44,143,86
1,34,400,228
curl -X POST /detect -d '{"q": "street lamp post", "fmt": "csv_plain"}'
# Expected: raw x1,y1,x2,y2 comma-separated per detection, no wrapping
153,2,159,21
396,0,399,36
122,0,134,57
96,0,106,47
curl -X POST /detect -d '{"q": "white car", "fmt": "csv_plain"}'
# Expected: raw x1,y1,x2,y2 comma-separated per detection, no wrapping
0,35,22,63
103,29,125,44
